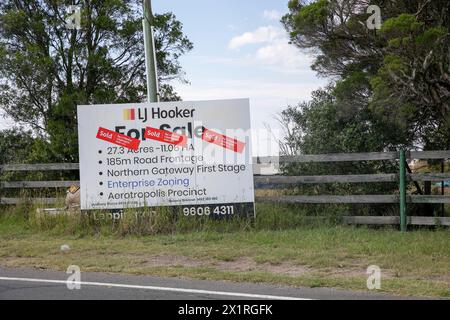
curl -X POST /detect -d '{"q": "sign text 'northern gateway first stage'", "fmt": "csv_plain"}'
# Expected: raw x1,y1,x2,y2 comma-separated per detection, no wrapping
77,99,255,217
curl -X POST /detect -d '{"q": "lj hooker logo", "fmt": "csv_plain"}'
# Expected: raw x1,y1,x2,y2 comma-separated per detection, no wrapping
123,108,148,122
123,108,135,120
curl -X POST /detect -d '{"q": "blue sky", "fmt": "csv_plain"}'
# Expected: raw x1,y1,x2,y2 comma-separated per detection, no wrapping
154,0,326,154
0,0,326,155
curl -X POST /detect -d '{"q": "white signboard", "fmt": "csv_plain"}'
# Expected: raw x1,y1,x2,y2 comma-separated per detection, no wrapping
77,98,255,217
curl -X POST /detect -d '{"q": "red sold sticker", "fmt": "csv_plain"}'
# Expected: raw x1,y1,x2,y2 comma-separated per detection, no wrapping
202,128,245,153
96,127,140,150
144,126,188,147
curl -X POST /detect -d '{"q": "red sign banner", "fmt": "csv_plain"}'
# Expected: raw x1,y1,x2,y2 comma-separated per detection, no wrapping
96,127,140,150
202,128,245,153
144,126,188,147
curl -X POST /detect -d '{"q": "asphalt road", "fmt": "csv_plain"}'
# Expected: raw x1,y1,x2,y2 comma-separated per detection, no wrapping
0,266,420,300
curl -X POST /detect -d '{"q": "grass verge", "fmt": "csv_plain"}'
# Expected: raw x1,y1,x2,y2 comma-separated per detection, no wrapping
0,203,448,298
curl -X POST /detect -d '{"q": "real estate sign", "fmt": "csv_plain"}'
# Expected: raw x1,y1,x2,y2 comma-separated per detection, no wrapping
77,98,255,217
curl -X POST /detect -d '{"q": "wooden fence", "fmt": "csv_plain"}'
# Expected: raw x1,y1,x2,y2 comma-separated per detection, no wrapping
1,150,449,228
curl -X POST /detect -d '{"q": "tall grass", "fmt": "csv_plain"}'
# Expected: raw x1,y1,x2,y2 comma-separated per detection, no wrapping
0,200,345,237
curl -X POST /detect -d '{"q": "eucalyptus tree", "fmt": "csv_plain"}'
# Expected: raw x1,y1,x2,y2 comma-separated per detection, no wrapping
0,0,193,161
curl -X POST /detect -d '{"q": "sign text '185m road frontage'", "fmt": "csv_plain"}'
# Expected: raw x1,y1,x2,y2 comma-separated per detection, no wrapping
77,99,255,217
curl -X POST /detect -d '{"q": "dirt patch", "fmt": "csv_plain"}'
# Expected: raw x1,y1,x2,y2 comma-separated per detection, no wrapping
213,257,312,276
134,255,313,277
138,255,400,279
140,254,205,268
423,274,450,282
259,262,312,276
325,267,395,279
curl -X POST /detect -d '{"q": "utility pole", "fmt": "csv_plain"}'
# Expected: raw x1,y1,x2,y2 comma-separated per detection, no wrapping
143,0,159,102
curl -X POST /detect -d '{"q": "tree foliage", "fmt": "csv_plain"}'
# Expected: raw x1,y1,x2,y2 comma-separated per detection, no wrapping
0,0,193,162
282,0,450,151
0,128,35,164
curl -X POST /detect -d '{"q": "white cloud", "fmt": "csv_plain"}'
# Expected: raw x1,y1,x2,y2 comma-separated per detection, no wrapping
254,41,314,72
262,9,282,21
227,25,315,74
228,26,283,50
